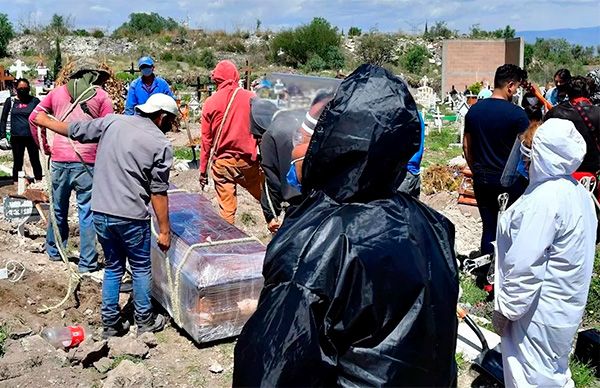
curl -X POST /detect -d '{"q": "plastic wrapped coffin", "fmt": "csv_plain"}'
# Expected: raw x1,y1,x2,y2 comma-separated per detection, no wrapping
151,191,265,343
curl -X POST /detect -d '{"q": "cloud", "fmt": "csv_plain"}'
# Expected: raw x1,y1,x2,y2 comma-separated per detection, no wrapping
0,0,598,32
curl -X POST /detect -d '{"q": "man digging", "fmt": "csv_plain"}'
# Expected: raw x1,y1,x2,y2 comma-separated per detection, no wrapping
33,93,177,338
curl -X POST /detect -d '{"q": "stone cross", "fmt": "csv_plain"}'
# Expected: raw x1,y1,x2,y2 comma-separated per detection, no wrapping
9,60,30,79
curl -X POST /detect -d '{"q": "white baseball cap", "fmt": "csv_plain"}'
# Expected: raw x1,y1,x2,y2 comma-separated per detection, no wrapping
136,93,178,116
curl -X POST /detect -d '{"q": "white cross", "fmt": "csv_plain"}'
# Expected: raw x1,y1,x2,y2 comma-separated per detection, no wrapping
9,60,30,80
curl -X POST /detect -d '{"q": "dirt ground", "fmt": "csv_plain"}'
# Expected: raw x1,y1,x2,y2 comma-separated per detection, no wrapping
0,142,489,387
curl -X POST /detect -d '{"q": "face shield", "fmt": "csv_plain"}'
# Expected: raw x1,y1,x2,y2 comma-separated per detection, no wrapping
501,136,533,186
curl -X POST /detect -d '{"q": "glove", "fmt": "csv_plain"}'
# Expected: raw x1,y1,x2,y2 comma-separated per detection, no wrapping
0,138,10,150
199,172,209,191
492,310,510,336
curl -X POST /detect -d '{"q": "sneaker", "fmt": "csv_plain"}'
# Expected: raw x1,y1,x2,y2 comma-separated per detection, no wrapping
102,319,131,339
137,313,167,336
48,256,62,262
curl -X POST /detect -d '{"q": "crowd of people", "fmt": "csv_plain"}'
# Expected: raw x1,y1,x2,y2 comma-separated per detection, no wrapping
0,53,597,386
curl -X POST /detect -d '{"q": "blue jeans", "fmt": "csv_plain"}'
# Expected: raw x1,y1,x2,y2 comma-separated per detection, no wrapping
46,161,98,272
93,212,153,326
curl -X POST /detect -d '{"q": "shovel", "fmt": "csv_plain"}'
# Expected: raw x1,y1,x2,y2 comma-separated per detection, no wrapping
458,306,504,385
183,118,199,169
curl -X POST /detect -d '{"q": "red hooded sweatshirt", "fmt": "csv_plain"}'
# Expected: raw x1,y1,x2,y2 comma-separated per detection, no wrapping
200,60,257,174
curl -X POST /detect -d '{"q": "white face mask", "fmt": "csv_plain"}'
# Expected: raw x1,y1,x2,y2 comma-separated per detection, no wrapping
526,97,539,106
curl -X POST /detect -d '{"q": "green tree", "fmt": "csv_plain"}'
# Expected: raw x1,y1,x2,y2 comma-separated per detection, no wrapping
45,14,72,41
348,26,362,37
72,29,90,37
0,13,14,58
270,17,341,68
304,54,327,72
357,31,396,66
525,38,588,83
198,49,216,69
91,30,105,39
325,46,345,69
401,45,429,73
114,12,179,38
502,25,515,39
53,38,62,79
424,21,455,40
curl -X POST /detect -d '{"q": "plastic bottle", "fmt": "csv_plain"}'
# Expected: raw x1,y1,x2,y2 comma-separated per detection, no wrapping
41,325,86,349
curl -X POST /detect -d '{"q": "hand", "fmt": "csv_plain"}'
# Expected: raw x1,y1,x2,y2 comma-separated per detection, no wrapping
267,219,280,234
199,173,208,190
34,111,52,128
157,231,171,252
492,310,510,336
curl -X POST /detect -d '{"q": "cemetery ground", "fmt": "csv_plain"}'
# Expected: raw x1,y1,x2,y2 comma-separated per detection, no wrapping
0,127,598,387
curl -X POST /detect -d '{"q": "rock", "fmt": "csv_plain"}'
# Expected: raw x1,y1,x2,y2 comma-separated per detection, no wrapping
7,322,32,339
0,335,66,380
209,362,224,373
108,336,149,359
94,357,113,374
137,332,158,348
69,339,108,366
103,360,153,388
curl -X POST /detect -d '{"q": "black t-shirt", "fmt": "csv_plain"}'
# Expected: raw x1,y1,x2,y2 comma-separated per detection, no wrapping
465,98,529,184
0,96,40,137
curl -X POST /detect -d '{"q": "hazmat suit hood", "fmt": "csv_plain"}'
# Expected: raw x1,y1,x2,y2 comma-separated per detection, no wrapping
302,64,421,203
529,118,586,184
211,60,240,86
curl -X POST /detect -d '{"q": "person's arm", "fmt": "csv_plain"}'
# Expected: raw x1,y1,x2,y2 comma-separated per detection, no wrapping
151,193,170,252
35,112,112,143
259,134,283,227
150,143,173,251
496,199,557,322
124,81,137,115
199,101,214,182
33,111,69,136
462,133,474,170
159,79,175,99
29,92,53,153
0,97,11,139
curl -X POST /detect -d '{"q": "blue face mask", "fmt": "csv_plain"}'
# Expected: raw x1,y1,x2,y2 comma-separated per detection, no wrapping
141,67,153,77
516,159,529,179
286,157,304,191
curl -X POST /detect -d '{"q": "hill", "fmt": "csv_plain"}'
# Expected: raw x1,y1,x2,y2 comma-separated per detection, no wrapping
517,26,600,47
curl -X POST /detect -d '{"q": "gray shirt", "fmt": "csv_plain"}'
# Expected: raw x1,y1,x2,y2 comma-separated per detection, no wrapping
69,114,173,220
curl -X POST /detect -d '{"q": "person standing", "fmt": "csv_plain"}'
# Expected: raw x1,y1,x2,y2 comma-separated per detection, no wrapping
398,112,425,198
29,59,114,273
124,56,174,115
493,118,596,387
199,60,263,224
33,93,177,338
0,78,42,182
463,64,529,255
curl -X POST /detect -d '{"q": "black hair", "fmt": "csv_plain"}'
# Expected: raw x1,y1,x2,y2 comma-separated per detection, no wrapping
568,76,591,98
137,110,163,120
554,68,571,83
524,105,542,122
15,78,30,88
494,64,527,89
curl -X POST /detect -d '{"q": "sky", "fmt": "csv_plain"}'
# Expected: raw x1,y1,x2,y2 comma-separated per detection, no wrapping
6,0,600,34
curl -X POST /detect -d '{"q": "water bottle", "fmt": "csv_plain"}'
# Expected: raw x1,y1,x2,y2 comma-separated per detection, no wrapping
41,325,86,348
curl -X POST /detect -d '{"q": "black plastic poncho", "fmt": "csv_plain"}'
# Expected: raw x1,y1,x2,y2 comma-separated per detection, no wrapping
233,64,459,387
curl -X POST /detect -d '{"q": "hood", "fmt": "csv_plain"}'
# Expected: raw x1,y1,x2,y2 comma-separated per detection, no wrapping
302,64,421,203
530,118,586,183
212,60,240,85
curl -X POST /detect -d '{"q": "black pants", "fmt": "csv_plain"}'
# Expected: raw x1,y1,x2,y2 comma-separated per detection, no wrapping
11,136,43,182
473,178,527,255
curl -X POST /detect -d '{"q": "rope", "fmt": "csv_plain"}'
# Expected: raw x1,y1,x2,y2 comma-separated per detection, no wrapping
578,176,600,211
207,87,241,174
149,219,262,326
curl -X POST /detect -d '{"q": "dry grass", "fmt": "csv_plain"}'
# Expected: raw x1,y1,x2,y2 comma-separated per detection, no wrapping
421,164,460,195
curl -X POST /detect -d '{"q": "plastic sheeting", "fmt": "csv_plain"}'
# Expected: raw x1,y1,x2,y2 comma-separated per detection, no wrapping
151,191,265,343
234,64,459,386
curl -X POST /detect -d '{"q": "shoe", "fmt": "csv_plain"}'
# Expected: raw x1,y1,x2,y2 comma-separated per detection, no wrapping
102,319,131,339
48,256,62,262
137,313,167,336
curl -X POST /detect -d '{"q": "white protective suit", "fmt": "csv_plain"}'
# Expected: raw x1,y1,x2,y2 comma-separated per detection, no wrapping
495,118,597,388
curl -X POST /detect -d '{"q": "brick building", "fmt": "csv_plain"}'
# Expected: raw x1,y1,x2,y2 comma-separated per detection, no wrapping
441,38,524,95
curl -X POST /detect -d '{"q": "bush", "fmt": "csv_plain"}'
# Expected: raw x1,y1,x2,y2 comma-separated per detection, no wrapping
357,31,396,66
401,45,429,74
197,49,216,69
114,12,179,38
270,17,341,68
325,46,345,70
218,38,246,54
72,29,90,37
160,51,174,62
584,250,600,325
91,30,104,39
0,13,14,58
348,26,362,37
304,54,327,72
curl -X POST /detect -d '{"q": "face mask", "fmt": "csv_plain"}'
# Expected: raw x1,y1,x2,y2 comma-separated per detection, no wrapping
286,157,304,191
16,88,30,99
526,97,538,106
518,140,532,180
141,68,153,77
